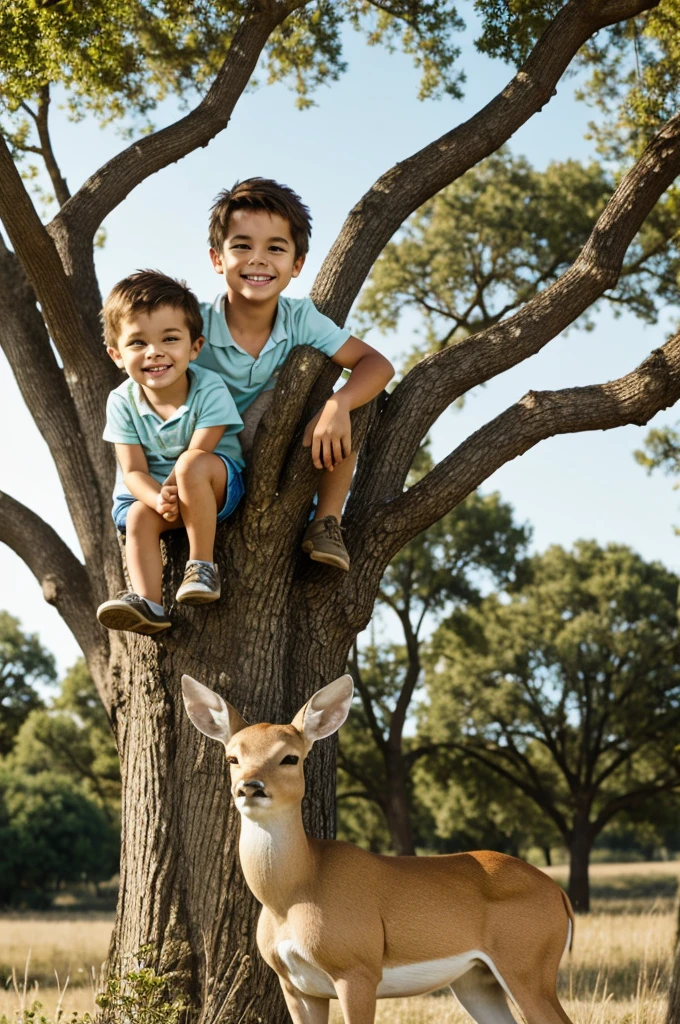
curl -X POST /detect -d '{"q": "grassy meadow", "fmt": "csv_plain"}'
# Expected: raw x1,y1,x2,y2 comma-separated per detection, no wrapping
0,862,676,1022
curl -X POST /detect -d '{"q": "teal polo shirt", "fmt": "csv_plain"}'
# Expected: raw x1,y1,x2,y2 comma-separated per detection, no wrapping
103,364,245,501
196,294,351,413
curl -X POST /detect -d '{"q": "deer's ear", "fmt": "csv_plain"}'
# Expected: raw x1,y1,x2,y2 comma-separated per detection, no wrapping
292,674,354,748
182,675,248,745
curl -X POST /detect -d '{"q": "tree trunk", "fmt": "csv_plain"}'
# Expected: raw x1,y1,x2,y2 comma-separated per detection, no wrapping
567,819,592,913
384,748,416,856
543,846,552,867
101,441,366,1023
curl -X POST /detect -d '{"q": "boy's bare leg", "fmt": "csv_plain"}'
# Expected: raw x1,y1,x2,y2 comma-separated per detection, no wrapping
175,450,227,562
125,501,183,604
314,452,357,522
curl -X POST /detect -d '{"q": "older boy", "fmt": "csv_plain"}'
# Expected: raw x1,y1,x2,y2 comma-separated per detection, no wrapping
196,178,394,572
96,271,244,635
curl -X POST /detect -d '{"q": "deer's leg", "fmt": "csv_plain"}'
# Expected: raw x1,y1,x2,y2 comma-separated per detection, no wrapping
278,977,330,1024
333,974,378,1024
450,965,517,1024
511,990,573,1024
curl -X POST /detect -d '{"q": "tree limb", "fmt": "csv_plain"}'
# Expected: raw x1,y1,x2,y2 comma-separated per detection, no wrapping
418,740,571,838
0,491,103,663
347,109,680,543
35,86,71,207
590,775,680,836
310,0,661,323
0,235,110,565
347,644,388,753
0,132,116,404
51,3,303,243
374,325,680,556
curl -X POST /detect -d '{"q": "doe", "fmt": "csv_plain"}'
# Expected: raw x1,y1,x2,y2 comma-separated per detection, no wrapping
182,673,574,1024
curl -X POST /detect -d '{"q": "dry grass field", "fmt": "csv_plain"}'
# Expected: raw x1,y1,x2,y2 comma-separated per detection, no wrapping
0,862,677,1022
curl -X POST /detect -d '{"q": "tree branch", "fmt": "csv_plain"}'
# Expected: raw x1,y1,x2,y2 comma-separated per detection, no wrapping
419,740,571,838
0,491,103,663
51,3,301,243
245,346,332,520
310,0,660,323
0,132,116,405
35,85,71,207
375,325,680,555
347,109,680,537
347,644,388,754
0,235,110,566
590,774,680,836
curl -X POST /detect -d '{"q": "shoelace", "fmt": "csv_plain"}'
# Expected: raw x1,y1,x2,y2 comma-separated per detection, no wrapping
114,590,140,604
320,517,344,545
183,563,217,587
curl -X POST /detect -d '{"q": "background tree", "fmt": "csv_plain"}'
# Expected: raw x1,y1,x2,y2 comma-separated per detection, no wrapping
0,610,55,756
0,765,119,908
419,541,680,912
10,659,120,820
412,751,562,862
358,148,680,363
3,0,680,1019
340,478,529,854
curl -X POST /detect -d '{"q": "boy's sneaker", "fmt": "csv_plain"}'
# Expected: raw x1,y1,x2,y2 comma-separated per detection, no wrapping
301,516,350,572
176,561,221,605
97,592,171,635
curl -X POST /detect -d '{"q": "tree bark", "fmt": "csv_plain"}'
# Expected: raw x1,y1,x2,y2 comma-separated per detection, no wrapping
105,518,356,1021
567,818,592,913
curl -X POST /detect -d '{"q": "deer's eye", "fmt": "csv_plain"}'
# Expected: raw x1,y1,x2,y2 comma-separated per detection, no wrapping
225,755,239,765
280,755,299,765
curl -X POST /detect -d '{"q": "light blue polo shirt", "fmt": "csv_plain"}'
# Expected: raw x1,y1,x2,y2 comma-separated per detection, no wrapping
103,364,245,502
196,295,351,413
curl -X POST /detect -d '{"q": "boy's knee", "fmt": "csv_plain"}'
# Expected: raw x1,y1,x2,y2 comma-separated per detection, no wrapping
175,449,213,480
126,501,158,532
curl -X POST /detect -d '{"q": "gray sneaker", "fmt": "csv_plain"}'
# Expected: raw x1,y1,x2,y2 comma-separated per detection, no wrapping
97,592,171,635
176,562,221,605
301,516,350,571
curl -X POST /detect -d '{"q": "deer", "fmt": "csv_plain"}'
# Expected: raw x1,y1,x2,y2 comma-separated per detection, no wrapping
182,672,575,1024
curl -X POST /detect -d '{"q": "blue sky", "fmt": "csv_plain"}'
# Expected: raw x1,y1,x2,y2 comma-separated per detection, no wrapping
2,17,679,673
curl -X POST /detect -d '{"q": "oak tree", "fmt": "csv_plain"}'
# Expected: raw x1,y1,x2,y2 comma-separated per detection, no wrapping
3,0,680,1019
419,541,680,913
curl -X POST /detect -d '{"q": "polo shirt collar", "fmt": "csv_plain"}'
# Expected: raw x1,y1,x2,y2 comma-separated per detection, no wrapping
134,368,197,423
211,294,288,350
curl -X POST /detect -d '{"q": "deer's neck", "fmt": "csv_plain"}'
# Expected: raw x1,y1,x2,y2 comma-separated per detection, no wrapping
238,808,315,917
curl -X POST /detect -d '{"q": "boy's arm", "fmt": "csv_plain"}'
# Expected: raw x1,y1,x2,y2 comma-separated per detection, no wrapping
303,336,394,471
115,443,177,520
188,425,227,453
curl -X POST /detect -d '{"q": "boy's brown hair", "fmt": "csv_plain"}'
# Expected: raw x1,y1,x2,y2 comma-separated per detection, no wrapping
102,270,203,348
209,178,312,259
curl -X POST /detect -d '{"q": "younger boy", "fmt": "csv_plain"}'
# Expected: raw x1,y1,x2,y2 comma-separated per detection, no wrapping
196,178,394,572
96,271,244,635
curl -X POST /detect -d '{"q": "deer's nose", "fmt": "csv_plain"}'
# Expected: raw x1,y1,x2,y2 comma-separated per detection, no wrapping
236,778,268,799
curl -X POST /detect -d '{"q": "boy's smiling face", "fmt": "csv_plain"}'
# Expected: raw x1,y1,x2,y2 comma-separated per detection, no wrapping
107,305,203,396
210,209,305,303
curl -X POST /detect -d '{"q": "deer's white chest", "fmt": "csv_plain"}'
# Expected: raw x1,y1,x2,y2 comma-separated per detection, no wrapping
276,941,500,999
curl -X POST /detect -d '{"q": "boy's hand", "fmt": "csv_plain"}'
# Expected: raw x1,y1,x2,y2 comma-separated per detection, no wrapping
303,397,351,471
156,485,179,521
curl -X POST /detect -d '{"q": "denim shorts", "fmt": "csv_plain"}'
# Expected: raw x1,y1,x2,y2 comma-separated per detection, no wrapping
112,454,245,532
